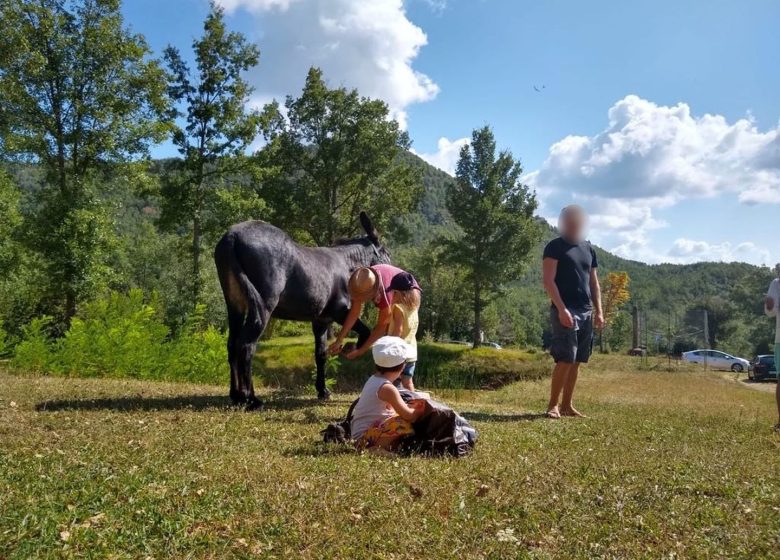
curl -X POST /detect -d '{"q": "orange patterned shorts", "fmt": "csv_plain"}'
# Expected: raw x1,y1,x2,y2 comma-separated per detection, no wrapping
357,416,414,450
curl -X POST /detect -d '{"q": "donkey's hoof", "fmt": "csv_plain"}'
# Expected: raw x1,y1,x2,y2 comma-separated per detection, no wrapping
317,389,331,401
244,397,265,412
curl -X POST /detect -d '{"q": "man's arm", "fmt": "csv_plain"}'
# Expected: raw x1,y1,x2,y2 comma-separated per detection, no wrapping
328,301,364,354
345,305,392,359
542,257,574,328
590,268,605,329
766,280,779,317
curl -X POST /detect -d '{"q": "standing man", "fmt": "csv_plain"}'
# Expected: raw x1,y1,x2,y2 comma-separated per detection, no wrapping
763,264,780,432
542,205,604,418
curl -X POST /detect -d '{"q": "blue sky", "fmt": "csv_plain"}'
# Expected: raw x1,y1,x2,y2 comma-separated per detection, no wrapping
123,0,779,265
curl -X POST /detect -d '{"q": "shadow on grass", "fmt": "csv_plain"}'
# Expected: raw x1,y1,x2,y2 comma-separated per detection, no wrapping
462,411,547,422
34,393,339,413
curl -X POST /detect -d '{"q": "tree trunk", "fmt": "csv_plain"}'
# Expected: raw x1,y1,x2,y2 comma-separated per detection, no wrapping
65,291,77,323
192,170,204,308
192,208,201,308
473,281,481,348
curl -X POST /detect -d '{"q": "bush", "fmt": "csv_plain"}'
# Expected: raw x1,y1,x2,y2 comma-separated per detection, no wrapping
0,323,8,358
12,317,55,372
254,337,550,391
11,290,227,383
9,292,551,391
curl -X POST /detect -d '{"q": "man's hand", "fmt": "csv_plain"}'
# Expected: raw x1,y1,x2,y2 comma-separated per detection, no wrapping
344,347,364,360
766,296,776,312
558,308,574,329
327,340,343,355
594,311,605,330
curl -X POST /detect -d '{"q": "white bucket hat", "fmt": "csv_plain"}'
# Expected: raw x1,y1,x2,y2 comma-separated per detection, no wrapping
372,336,410,368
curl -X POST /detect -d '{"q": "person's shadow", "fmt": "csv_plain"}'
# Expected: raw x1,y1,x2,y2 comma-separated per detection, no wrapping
461,411,547,422
34,393,339,413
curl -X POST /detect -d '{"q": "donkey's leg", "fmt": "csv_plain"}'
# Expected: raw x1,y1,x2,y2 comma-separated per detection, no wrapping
312,321,331,400
353,318,372,349
226,307,244,404
237,307,271,411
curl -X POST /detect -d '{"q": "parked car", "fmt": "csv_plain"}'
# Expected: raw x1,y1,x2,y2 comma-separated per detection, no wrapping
681,349,751,372
749,355,777,381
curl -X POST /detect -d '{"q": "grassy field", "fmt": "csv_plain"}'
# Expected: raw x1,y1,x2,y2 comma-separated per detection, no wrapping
1,356,779,559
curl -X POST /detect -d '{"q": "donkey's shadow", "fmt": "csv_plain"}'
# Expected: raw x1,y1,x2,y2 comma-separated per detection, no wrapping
34,393,338,413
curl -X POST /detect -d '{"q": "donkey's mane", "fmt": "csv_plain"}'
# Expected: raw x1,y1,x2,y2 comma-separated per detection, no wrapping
333,236,371,247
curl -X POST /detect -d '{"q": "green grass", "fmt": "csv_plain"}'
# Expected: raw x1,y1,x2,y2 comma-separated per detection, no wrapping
1,357,779,559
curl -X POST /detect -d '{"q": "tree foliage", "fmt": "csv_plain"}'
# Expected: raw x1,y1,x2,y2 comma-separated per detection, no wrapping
161,3,265,306
443,126,541,346
600,271,631,351
0,0,169,320
260,67,421,245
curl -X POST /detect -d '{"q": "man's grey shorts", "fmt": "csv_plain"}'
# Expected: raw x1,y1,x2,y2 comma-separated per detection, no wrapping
549,307,594,364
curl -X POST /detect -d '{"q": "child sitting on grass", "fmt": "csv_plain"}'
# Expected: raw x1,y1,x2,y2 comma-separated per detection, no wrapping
387,272,421,391
351,336,425,450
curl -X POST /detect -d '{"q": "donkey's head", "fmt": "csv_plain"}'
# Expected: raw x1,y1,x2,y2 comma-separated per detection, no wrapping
335,212,391,268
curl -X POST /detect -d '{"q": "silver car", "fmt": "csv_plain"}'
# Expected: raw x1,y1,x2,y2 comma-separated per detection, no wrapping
682,349,751,372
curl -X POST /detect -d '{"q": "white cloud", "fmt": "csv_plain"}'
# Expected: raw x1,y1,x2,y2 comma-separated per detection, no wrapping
530,95,780,204
526,95,780,263
217,0,439,129
666,239,771,265
412,136,469,175
218,0,300,12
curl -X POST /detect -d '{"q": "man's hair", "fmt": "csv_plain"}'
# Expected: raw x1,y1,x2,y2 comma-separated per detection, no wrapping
558,204,587,236
559,204,586,221
376,363,405,374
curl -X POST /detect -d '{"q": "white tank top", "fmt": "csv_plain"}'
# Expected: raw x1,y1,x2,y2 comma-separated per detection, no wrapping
351,375,394,440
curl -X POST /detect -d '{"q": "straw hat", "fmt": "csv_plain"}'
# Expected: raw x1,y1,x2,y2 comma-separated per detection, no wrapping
348,267,379,302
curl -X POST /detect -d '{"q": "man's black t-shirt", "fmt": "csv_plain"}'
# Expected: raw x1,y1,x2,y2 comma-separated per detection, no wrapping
543,237,598,312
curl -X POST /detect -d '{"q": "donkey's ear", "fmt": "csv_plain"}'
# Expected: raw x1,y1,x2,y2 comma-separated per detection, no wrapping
360,211,380,244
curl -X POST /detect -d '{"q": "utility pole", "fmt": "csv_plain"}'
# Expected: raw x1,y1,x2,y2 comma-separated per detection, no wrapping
632,304,639,350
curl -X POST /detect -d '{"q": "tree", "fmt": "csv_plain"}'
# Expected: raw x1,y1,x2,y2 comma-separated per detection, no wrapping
0,0,169,320
0,170,21,272
444,126,541,347
600,271,631,351
260,67,421,245
161,3,265,306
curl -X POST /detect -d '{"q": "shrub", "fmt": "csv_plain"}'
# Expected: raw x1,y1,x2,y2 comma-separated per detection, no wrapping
0,322,8,358
11,290,227,383
12,317,55,372
53,291,169,378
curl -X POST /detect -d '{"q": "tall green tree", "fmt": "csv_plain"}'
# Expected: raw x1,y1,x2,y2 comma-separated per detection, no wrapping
0,0,169,320
444,126,541,346
260,67,421,245
161,3,265,307
0,170,21,272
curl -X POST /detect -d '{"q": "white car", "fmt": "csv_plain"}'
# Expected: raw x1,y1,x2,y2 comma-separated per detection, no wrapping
681,349,750,372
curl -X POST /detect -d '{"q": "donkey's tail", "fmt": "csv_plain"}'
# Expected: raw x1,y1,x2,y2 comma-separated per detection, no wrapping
214,231,264,337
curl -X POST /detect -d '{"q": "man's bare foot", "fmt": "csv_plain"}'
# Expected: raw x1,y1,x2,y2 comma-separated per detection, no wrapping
559,406,587,418
546,406,561,419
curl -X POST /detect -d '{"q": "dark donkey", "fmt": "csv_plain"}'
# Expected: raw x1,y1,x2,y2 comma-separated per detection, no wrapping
214,212,391,409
